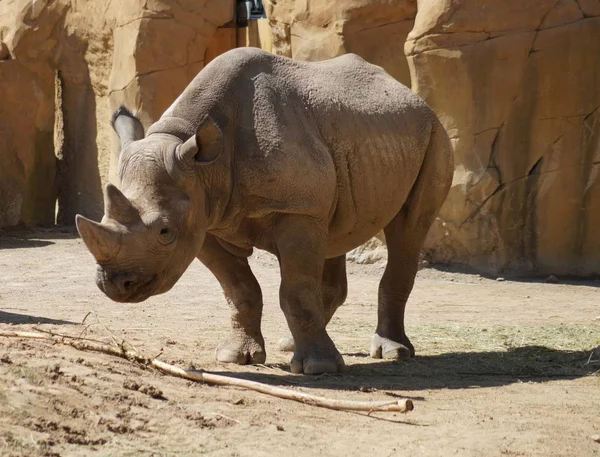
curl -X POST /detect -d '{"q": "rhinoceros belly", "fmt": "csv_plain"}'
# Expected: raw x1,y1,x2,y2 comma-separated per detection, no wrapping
324,125,427,258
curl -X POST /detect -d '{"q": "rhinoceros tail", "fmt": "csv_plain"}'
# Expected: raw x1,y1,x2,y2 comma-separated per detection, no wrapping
383,115,453,259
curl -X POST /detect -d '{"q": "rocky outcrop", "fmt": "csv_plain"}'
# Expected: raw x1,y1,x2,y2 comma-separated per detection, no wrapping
0,61,55,227
0,0,233,228
409,0,600,275
266,0,417,85
1,0,112,226
2,0,599,277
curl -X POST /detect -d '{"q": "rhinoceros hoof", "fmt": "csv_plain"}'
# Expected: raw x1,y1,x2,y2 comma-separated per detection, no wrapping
216,339,266,365
370,334,415,360
277,336,296,352
290,348,345,375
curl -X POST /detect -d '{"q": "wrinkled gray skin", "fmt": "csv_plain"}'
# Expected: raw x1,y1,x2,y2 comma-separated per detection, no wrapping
76,48,453,375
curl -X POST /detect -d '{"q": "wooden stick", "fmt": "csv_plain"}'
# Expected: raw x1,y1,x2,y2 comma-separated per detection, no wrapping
0,330,414,414
151,359,413,413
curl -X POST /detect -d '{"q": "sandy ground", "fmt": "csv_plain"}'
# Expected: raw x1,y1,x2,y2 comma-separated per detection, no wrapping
0,230,599,457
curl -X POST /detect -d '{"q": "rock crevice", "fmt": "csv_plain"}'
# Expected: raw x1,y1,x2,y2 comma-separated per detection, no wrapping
0,0,234,227
411,1,600,275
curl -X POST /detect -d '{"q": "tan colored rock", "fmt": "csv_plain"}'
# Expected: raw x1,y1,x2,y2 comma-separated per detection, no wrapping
408,0,600,275
0,0,65,227
0,61,55,227
237,19,273,54
107,1,234,184
266,0,417,85
0,0,234,228
3,0,599,280
347,237,388,264
578,0,600,16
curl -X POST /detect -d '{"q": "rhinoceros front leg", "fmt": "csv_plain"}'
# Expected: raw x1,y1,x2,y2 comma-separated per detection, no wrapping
277,255,348,353
197,234,266,365
274,215,345,375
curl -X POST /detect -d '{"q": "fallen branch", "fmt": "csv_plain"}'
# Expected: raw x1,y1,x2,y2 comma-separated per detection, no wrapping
0,330,414,414
151,359,413,413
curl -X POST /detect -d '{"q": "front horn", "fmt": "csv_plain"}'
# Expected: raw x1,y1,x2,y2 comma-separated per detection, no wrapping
75,215,122,263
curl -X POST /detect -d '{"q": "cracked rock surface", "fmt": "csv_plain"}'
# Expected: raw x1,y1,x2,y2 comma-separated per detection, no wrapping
266,0,417,86
408,0,600,275
2,0,599,277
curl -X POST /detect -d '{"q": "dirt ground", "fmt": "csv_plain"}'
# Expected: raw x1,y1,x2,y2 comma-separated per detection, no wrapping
0,230,598,457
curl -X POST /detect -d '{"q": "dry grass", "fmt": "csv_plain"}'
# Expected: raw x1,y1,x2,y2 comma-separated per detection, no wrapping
332,324,600,380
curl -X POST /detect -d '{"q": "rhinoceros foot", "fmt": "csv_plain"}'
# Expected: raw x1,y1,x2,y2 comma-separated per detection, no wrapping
370,334,415,360
290,341,345,375
216,335,266,365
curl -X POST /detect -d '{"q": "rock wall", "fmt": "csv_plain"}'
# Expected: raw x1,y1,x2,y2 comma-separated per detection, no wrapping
2,0,599,276
266,0,600,275
0,0,233,227
408,0,600,275
0,60,55,227
266,0,417,85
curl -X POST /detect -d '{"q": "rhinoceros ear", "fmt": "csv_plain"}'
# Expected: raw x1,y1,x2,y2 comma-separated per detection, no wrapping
75,215,122,263
111,105,145,149
104,183,138,224
177,114,222,165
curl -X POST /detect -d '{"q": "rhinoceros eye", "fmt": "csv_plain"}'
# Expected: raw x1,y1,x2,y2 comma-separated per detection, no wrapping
158,225,177,245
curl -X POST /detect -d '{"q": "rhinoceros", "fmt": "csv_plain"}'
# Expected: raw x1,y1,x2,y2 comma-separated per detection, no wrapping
76,47,453,375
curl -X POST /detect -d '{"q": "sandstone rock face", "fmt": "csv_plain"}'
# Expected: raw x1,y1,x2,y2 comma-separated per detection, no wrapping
1,0,112,226
408,0,600,275
347,233,387,264
0,0,233,227
0,61,55,226
2,0,599,277
266,0,417,85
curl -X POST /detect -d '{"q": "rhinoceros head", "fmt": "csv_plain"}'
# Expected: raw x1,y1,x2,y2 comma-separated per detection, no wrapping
75,106,222,303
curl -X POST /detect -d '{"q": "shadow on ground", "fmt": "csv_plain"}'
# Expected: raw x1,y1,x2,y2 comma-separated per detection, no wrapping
0,311,77,325
0,237,55,249
429,264,600,287
205,346,599,391
0,228,78,250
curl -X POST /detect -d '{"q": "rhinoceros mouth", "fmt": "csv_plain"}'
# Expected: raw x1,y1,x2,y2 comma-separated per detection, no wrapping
122,275,158,303
101,274,158,304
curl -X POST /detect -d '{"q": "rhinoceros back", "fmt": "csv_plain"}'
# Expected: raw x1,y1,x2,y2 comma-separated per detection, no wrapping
147,48,441,254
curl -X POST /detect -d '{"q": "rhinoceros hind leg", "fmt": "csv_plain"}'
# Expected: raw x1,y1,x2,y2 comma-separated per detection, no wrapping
370,333,413,360
198,234,266,366
370,207,421,360
372,122,453,361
